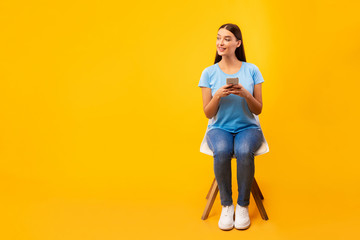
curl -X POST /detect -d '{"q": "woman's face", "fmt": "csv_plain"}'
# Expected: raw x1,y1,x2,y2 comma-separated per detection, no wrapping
216,28,241,56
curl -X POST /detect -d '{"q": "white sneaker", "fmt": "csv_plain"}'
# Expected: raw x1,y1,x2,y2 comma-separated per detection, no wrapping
218,204,234,230
234,204,250,230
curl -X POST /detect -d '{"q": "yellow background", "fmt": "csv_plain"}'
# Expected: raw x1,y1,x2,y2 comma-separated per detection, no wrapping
1,0,359,239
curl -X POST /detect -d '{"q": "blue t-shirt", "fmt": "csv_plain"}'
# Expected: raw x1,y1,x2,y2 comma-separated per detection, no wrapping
198,61,264,133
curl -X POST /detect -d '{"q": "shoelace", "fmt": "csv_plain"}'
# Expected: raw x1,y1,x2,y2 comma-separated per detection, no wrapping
223,206,232,216
237,206,248,215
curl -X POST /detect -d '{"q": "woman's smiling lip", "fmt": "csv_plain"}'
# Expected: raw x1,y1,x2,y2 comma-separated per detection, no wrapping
218,47,226,52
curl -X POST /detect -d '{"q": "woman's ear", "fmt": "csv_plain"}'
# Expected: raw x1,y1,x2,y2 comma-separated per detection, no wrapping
237,40,241,48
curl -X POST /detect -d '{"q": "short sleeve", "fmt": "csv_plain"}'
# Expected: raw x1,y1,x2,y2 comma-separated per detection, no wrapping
198,68,211,88
252,65,264,85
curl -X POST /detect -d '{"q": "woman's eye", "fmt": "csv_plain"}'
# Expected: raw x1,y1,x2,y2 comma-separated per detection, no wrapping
216,38,230,41
217,38,230,41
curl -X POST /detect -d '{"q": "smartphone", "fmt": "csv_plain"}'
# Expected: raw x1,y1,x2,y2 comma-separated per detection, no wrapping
226,77,239,85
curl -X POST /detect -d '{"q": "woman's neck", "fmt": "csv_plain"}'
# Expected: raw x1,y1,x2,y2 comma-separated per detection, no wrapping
219,56,241,68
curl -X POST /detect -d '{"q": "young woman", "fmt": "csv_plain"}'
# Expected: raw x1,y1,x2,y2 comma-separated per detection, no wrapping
198,23,265,231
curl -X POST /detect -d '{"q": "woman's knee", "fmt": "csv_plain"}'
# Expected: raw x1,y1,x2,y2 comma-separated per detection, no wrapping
212,140,233,161
206,128,234,159
214,147,233,160
234,148,254,165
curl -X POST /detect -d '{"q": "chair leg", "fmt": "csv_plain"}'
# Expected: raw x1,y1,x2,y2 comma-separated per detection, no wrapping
206,178,216,200
202,177,269,221
252,177,264,200
201,177,218,220
251,178,269,220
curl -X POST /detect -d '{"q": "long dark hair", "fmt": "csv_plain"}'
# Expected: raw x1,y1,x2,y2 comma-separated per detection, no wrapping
214,23,246,64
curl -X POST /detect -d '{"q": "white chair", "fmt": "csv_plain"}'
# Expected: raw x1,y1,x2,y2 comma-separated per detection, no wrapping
200,113,270,220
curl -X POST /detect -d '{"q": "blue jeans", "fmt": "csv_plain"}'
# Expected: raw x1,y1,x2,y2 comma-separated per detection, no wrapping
206,127,264,207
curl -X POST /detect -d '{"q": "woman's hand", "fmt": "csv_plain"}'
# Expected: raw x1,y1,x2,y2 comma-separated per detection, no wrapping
228,83,250,98
214,84,233,99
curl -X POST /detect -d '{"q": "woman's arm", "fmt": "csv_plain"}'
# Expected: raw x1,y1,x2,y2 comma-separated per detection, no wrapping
200,87,221,119
244,83,263,115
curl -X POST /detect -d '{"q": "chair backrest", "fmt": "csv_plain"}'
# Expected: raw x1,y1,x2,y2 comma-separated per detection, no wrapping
199,113,269,157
